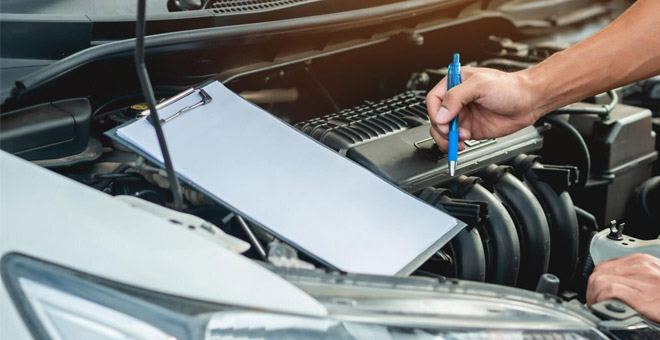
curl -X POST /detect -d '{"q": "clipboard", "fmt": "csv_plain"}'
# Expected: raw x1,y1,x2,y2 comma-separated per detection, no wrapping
106,81,465,277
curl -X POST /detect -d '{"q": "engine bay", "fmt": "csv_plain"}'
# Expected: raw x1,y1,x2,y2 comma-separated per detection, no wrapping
2,1,659,309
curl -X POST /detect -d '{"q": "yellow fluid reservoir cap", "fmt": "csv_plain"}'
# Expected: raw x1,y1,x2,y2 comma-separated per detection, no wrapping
130,104,149,111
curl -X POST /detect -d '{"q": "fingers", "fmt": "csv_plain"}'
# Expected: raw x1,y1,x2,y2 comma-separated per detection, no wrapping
594,253,660,278
589,278,644,314
587,274,643,306
428,76,480,124
587,254,660,323
426,66,479,152
431,124,471,141
430,126,466,152
426,76,448,123
430,126,448,151
438,80,481,124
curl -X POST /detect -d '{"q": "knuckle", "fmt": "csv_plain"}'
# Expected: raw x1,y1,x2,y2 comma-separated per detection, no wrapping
444,91,455,103
589,273,609,289
601,282,617,298
640,260,656,272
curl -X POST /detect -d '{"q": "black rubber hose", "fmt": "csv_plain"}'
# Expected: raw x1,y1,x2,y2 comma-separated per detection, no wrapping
513,155,579,285
481,165,551,290
638,176,660,220
449,176,520,286
450,227,486,282
551,90,619,116
629,176,660,239
542,115,591,189
417,187,487,282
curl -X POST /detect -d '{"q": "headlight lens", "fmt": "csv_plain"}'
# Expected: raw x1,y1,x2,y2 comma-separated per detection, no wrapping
2,254,607,340
19,278,175,340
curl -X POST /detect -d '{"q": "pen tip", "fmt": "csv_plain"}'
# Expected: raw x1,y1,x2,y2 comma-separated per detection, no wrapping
449,161,456,176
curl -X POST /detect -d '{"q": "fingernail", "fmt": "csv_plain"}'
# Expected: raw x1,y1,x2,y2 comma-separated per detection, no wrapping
435,124,443,131
437,107,450,120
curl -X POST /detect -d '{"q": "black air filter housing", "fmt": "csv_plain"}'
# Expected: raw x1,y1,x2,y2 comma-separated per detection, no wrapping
567,103,658,226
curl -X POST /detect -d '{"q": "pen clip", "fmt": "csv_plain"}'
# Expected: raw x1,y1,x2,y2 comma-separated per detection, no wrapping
160,89,213,124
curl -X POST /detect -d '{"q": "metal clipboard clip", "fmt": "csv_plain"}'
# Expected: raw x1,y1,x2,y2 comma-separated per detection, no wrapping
137,87,213,124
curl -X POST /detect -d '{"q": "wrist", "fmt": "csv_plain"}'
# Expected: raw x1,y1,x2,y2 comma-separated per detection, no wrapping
515,68,546,124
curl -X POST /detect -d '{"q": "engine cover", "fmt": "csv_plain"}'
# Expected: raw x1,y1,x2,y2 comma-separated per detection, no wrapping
296,91,544,192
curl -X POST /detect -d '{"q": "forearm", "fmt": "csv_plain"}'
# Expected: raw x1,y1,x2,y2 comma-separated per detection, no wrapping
521,0,660,119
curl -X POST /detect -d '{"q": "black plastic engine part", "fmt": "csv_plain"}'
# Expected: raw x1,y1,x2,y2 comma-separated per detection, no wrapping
170,0,205,10
535,273,560,296
575,206,599,234
622,76,660,116
626,176,660,239
637,176,660,222
418,187,487,282
418,187,489,227
574,207,599,301
444,227,486,282
418,227,486,282
348,125,543,192
295,91,545,192
512,154,580,286
0,98,101,167
566,103,658,226
480,164,551,290
448,176,520,286
539,115,591,189
295,91,429,151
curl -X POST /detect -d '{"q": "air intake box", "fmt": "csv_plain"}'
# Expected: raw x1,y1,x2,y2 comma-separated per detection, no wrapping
568,103,658,226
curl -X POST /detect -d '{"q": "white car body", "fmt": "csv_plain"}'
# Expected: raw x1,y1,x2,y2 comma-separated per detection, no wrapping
0,151,326,339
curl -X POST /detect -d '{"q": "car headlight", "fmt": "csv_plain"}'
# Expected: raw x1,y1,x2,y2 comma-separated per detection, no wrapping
2,254,607,340
17,278,176,340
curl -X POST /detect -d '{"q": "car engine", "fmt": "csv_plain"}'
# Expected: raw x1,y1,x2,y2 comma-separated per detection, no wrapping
1,1,659,305
288,50,659,296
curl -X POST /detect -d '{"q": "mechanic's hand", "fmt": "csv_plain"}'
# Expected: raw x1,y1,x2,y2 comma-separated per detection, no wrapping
587,253,660,323
426,67,539,151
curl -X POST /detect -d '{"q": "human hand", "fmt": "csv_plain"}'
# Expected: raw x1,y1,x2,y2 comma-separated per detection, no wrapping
587,253,660,323
426,67,540,151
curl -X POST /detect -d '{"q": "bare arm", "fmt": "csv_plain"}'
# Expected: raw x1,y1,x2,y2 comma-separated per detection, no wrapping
427,0,660,150
525,0,660,117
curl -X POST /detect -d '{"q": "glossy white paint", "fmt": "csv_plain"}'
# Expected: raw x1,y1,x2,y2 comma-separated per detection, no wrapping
0,151,327,339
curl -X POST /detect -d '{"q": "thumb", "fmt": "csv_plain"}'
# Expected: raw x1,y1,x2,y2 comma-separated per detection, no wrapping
434,80,479,124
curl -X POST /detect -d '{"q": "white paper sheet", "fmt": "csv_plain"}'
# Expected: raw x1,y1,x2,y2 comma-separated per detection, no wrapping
116,81,461,276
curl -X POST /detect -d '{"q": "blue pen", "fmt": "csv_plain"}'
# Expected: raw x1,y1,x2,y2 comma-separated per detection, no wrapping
447,53,461,176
